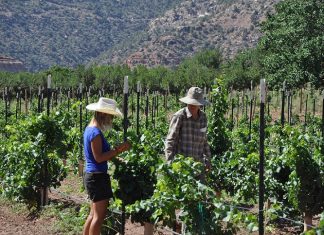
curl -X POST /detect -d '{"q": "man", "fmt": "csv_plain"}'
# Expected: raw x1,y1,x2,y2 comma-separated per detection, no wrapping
165,86,211,233
165,86,211,174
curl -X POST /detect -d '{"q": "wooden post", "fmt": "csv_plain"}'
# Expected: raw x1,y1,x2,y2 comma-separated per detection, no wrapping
121,76,129,235
86,88,89,123
281,81,286,127
78,83,83,177
41,89,44,113
19,88,22,115
151,92,155,128
259,79,266,235
145,90,149,129
5,87,8,131
15,91,19,120
322,91,324,140
51,89,54,110
276,89,280,108
67,89,70,113
236,94,240,127
136,81,141,137
47,75,51,116
41,75,52,207
38,86,41,113
231,98,234,130
29,87,33,111
267,93,270,118
25,88,28,114
242,90,245,118
123,76,129,142
289,93,293,125
304,94,308,126
249,85,253,141
131,88,135,116
313,98,316,116
287,91,291,125
156,91,159,118
59,87,63,105
203,86,207,112
300,88,303,114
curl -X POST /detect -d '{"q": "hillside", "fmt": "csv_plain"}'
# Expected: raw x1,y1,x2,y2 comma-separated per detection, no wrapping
94,0,281,68
0,0,184,71
0,0,281,72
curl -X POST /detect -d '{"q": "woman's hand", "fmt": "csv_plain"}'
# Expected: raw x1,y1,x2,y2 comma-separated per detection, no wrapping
115,141,132,154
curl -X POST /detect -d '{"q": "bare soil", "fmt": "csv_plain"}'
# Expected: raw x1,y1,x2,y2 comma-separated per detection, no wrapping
0,172,316,235
0,201,54,235
0,173,162,235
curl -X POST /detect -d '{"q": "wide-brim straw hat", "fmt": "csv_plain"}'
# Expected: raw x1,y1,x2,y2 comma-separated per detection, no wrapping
86,97,123,117
179,87,210,106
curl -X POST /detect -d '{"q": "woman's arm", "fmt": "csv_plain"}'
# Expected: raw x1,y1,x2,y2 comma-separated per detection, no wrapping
91,135,131,163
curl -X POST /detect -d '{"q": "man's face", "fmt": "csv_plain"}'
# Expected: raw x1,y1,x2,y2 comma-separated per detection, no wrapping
187,104,200,115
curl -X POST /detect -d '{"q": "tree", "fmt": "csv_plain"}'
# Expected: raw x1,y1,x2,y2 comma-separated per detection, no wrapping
75,65,96,88
47,66,74,88
259,0,324,89
222,48,263,90
195,49,222,70
174,49,220,90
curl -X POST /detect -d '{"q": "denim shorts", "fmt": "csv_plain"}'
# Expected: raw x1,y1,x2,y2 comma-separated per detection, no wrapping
84,172,113,202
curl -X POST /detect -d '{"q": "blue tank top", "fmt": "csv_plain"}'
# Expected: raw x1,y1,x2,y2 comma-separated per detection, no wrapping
83,126,110,173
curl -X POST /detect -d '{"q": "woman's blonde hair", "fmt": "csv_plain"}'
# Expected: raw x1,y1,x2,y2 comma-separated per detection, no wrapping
92,111,114,130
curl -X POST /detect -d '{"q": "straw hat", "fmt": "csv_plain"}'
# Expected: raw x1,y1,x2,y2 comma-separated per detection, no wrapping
86,97,123,117
179,87,209,106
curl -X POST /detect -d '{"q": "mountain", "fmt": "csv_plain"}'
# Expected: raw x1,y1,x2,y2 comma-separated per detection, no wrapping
0,0,184,72
94,0,281,68
0,0,281,72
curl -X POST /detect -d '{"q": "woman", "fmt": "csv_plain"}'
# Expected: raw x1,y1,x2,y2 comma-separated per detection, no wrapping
83,97,131,235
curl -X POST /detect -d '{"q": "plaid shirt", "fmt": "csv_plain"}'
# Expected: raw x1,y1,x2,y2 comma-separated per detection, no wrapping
165,107,211,166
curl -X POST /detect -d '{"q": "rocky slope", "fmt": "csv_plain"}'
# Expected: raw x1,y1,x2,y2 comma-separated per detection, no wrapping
0,0,184,71
1,0,281,72
94,0,281,68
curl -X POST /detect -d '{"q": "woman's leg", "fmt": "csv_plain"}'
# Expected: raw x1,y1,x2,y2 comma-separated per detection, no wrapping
89,199,109,235
83,202,94,235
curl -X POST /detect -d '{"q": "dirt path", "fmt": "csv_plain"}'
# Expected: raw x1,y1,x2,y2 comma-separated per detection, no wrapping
0,204,54,235
0,201,148,235
0,202,167,235
0,200,304,235
0,173,308,235
0,189,156,235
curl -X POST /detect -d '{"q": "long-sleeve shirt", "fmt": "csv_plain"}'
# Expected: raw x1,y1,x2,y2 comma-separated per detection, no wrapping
165,107,211,166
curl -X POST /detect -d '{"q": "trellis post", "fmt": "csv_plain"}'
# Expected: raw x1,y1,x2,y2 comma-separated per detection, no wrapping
259,79,266,235
78,83,83,177
281,81,285,127
121,76,129,235
136,81,141,137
